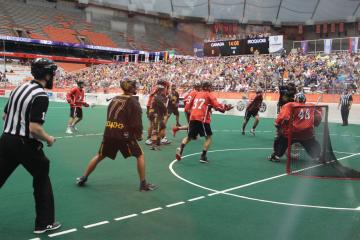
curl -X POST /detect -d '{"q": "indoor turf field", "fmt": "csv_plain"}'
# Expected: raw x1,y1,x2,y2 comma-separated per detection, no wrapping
1,98,360,240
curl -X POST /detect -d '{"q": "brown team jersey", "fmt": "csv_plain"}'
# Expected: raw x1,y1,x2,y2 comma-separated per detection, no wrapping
103,95,143,140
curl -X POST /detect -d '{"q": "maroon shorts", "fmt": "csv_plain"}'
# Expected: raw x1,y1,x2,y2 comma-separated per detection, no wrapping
99,138,143,160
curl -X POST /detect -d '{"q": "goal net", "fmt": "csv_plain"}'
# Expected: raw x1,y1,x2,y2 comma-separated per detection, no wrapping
286,105,360,179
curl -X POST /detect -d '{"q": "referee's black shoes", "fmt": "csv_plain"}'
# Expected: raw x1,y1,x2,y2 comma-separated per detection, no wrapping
34,222,61,234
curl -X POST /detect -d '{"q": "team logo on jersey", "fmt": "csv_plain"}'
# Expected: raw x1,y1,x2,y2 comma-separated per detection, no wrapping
259,102,267,113
106,121,124,129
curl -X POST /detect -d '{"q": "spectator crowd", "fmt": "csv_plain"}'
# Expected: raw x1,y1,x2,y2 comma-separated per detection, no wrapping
56,51,360,95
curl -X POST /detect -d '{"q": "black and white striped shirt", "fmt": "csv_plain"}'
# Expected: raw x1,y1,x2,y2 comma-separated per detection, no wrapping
340,94,353,108
3,80,49,139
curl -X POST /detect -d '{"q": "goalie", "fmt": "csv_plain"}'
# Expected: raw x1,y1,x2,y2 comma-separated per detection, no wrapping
268,92,322,162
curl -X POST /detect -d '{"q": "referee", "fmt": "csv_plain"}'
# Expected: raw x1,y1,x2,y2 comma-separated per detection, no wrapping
0,58,61,234
338,88,353,126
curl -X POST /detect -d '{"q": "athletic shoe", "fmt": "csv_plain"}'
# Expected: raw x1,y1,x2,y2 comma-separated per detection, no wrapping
200,156,209,163
172,127,179,137
140,182,158,192
72,126,79,132
250,128,255,136
150,145,160,151
241,131,245,135
175,147,182,161
34,222,61,234
161,137,171,145
65,127,73,134
145,139,152,145
76,176,88,186
268,154,280,162
176,123,181,127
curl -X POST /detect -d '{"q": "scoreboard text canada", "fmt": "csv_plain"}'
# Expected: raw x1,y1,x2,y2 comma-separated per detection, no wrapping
203,38,269,57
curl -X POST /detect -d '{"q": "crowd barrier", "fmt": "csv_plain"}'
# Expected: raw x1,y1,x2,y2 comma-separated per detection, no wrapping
1,90,359,124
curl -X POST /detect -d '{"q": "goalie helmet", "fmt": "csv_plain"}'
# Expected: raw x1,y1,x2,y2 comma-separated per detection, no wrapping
120,79,138,94
294,92,306,103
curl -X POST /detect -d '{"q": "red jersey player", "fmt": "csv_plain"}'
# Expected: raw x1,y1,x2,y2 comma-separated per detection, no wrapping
268,92,322,162
66,81,90,134
172,82,201,137
242,88,263,136
175,81,233,163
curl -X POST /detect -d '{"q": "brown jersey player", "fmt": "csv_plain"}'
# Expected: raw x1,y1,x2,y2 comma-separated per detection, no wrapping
242,88,263,135
76,79,157,191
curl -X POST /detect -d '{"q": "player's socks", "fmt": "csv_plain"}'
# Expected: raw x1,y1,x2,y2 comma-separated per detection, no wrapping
201,150,207,158
180,144,185,155
172,127,179,137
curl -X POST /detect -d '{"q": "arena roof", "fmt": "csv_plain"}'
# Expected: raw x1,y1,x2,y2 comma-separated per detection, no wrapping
89,0,360,25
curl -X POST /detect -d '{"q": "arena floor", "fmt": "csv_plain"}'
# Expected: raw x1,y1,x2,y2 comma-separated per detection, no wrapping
1,98,360,240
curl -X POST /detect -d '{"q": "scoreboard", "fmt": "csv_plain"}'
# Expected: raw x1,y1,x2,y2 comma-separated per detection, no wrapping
204,40,243,56
203,38,269,57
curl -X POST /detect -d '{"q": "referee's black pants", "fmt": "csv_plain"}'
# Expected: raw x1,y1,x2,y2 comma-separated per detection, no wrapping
341,107,349,125
0,134,55,228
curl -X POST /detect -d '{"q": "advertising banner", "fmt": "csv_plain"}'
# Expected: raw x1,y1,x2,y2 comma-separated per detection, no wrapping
269,35,283,53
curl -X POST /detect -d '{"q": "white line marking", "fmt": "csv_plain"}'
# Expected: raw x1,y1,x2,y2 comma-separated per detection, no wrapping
114,214,138,221
141,207,162,214
223,192,360,211
48,228,77,238
83,221,109,229
356,206,360,210
76,134,84,137
166,201,185,208
188,196,205,202
29,238,41,240
170,148,360,211
208,192,220,196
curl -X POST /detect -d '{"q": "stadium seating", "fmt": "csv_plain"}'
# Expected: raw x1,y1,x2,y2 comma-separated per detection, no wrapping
0,0,194,54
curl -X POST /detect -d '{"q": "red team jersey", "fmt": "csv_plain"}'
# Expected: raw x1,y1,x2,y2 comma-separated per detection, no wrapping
275,102,322,140
66,87,85,108
184,90,198,113
189,91,224,124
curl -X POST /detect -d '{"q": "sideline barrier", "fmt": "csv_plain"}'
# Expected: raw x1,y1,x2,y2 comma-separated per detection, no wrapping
1,91,359,124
